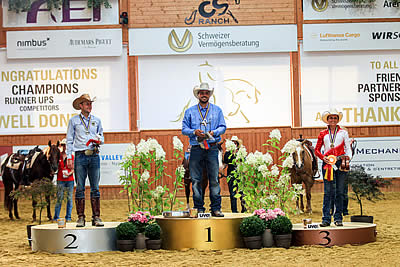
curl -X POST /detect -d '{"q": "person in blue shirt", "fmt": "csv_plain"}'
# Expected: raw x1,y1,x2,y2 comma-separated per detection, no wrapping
66,94,104,227
182,82,226,217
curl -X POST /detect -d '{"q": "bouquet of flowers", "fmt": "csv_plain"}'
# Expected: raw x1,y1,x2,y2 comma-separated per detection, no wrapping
254,208,285,229
118,136,185,215
232,129,304,214
128,211,154,233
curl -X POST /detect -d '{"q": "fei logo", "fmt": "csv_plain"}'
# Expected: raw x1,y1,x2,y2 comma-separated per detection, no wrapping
168,29,193,53
21,0,103,24
185,0,240,25
312,0,328,12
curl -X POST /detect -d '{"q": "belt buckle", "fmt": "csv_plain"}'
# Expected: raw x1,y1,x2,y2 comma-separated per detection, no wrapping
84,149,93,156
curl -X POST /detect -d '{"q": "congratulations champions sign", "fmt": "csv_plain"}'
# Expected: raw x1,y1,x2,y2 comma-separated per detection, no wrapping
0,50,129,135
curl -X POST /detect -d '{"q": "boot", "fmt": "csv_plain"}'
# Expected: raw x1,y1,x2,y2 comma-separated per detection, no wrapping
91,197,104,227
75,198,85,227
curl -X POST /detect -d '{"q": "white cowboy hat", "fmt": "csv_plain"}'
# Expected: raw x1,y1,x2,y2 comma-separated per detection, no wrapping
193,82,214,99
60,138,67,145
322,108,343,124
72,94,96,110
231,136,243,147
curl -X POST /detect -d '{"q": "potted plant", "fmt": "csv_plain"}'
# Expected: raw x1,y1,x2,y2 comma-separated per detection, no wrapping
115,222,138,252
254,208,285,247
239,216,265,249
10,178,56,246
145,222,162,250
128,211,154,249
348,165,391,223
270,215,293,249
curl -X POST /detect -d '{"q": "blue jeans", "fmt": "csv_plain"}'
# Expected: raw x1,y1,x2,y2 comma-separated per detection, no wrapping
53,180,74,221
189,145,221,212
322,161,346,223
74,153,100,199
227,176,246,213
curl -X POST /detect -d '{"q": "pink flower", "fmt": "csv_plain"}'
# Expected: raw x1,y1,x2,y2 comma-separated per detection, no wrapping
254,209,266,216
273,208,285,217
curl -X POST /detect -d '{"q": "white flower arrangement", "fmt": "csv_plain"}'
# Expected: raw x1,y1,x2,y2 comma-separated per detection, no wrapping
281,139,300,154
269,129,282,141
232,128,303,214
173,136,183,151
225,139,237,152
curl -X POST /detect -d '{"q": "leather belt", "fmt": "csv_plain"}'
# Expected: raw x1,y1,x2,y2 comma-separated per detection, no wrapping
192,143,218,148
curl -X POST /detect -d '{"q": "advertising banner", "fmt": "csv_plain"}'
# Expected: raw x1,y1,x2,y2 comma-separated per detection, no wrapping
129,25,298,56
300,46,400,127
13,143,129,185
303,22,400,52
303,0,400,20
138,53,292,130
310,136,400,178
0,48,129,135
7,29,122,59
2,0,119,27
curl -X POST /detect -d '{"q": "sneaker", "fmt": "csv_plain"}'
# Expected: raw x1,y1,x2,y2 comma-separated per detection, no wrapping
334,221,343,227
320,221,330,227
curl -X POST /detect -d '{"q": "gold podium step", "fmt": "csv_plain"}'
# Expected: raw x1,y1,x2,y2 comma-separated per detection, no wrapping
156,213,251,250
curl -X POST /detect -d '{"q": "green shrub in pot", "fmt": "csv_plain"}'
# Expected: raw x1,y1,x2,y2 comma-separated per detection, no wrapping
239,216,266,237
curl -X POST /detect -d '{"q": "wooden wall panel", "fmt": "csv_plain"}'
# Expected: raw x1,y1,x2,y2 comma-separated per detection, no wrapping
0,3,4,47
129,0,295,28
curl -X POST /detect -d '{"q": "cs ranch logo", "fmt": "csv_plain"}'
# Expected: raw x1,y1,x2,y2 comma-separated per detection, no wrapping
185,0,240,25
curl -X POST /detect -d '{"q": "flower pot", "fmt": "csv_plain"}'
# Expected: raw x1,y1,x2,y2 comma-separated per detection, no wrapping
262,228,274,247
243,235,263,249
351,215,374,223
116,239,136,252
146,239,162,250
274,233,292,249
135,232,147,250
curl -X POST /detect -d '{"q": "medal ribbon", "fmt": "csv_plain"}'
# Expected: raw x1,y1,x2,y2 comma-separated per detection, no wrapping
328,126,338,148
79,114,91,133
197,104,210,149
197,103,210,124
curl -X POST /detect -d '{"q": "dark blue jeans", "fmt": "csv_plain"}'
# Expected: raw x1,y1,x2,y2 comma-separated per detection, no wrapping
227,176,246,213
322,161,346,223
53,180,74,221
189,145,221,212
74,153,100,199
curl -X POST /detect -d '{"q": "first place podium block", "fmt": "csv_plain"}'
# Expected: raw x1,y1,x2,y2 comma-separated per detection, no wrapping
156,213,251,250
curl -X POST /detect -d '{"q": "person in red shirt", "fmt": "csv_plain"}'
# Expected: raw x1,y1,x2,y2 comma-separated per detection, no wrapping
315,109,352,227
53,138,74,222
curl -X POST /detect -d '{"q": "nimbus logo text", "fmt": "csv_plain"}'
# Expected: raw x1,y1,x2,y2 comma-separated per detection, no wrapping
16,38,50,47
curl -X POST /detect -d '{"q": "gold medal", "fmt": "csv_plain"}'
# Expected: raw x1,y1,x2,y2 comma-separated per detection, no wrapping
330,144,334,148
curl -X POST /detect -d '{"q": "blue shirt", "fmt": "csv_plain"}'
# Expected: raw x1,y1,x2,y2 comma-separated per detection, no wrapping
182,103,226,146
66,113,104,159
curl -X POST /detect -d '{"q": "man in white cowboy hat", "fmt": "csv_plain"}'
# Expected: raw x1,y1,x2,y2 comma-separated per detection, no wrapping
66,94,104,227
182,82,226,217
223,136,246,213
315,108,352,227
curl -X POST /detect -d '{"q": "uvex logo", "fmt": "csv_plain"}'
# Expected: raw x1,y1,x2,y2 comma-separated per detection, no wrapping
168,29,193,53
312,0,328,12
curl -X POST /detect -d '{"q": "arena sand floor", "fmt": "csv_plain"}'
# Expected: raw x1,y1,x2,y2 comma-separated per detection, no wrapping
1,192,400,267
